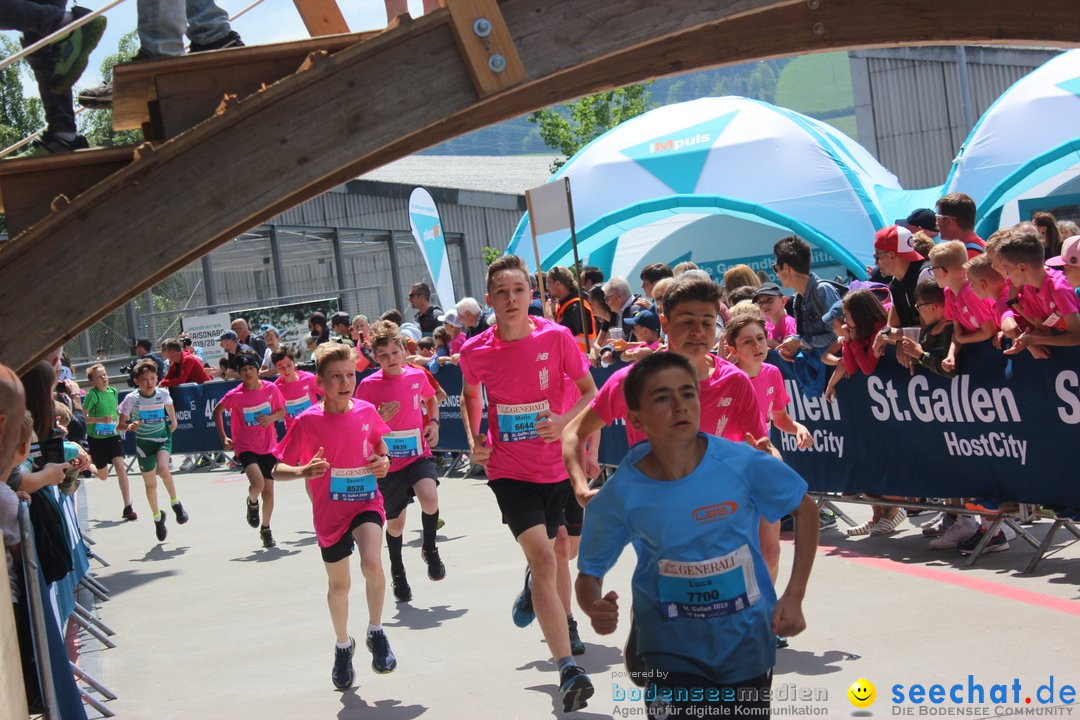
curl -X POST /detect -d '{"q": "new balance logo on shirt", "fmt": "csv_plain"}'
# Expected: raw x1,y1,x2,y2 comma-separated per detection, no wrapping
535,353,549,361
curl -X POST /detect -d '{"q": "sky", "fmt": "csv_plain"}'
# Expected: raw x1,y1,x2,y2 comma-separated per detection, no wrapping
7,0,432,89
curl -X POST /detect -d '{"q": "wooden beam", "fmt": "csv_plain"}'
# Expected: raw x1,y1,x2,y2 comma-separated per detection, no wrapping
445,0,526,97
2,0,1079,372
292,0,350,36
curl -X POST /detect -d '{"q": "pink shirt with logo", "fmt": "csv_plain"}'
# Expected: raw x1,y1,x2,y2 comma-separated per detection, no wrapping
766,314,797,344
459,318,589,483
217,381,286,454
355,365,435,472
589,353,766,446
273,400,391,548
944,282,994,333
750,363,790,428
1015,269,1079,331
274,370,321,428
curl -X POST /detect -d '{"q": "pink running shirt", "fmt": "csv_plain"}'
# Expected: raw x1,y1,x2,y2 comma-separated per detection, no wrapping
1015,269,1079,331
218,381,285,454
273,400,391,548
749,363,790,428
459,318,589,483
355,365,436,472
766,314,797,344
274,370,321,428
944,282,994,333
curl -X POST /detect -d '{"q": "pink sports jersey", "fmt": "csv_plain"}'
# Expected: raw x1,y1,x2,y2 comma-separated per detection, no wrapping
750,363,790,428
766,314,797,344
274,370,321,428
459,317,589,483
355,365,435,472
273,400,391,548
218,381,285,454
590,353,766,446
450,332,466,354
1015,269,1079,331
992,281,1017,331
944,282,995,333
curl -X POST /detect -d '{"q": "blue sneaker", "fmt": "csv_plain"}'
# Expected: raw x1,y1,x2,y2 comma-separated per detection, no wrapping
512,567,535,628
366,629,397,674
331,637,355,690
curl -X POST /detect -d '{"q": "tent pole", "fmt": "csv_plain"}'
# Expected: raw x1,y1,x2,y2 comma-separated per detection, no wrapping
563,178,592,349
524,190,551,318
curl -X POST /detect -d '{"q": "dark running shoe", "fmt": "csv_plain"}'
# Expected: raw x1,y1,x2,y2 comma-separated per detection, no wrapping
332,637,355,690
819,510,837,530
421,547,445,581
366,629,397,674
391,571,412,602
559,665,593,712
154,510,167,541
11,132,88,158
511,567,534,628
121,504,138,521
776,635,789,649
246,497,259,528
188,30,244,53
260,527,276,548
172,501,189,524
568,615,585,656
48,6,107,94
958,529,1009,555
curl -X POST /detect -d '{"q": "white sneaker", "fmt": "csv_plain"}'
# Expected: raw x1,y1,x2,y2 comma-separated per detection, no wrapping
928,515,978,549
179,456,195,472
871,508,907,535
922,512,954,537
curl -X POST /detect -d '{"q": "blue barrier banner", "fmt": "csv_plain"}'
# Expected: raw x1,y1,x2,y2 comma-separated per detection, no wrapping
769,342,1080,505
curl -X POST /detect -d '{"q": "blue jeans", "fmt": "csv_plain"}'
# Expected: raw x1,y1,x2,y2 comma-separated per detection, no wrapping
137,0,231,57
2,0,75,134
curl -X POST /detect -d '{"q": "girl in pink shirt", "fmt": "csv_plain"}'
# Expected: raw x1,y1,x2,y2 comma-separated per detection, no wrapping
212,353,286,548
272,349,322,429
272,343,398,686
355,322,444,603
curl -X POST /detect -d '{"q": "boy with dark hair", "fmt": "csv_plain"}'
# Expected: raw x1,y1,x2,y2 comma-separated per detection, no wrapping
639,263,674,299
576,352,818,718
998,232,1080,355
899,279,956,379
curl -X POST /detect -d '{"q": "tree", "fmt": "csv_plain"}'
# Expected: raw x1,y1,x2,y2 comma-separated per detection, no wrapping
77,30,143,147
528,84,653,172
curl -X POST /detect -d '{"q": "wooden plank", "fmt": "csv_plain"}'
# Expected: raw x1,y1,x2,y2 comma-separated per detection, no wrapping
293,0,350,36
0,146,134,237
1,0,1079,372
445,0,525,97
112,31,379,132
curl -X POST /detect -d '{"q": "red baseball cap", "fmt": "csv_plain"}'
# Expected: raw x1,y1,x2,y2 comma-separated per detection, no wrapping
874,225,923,262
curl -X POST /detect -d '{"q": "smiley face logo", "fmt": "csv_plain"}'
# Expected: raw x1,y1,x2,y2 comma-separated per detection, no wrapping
848,678,876,708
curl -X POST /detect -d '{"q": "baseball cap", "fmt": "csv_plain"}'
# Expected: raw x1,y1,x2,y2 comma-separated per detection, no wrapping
752,282,784,300
1046,235,1080,269
847,279,892,306
218,330,238,342
874,225,923,262
822,300,845,326
235,353,261,370
437,310,464,329
624,309,661,333
896,208,938,234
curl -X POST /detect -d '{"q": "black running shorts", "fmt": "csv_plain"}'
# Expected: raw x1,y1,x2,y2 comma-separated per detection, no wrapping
320,511,385,563
488,478,571,540
379,458,438,520
236,451,276,480
88,436,123,469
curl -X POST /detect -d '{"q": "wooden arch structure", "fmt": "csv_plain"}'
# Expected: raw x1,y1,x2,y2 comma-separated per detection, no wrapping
1,0,1078,372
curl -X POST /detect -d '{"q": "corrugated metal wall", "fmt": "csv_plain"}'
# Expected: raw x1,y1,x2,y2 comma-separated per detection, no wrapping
850,47,1060,189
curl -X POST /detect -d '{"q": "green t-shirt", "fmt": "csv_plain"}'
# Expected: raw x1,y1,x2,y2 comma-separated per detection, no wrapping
84,386,120,439
118,388,173,441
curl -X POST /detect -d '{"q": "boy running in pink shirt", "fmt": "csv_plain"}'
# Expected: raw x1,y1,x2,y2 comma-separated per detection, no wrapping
272,349,321,429
273,343,396,690
459,254,599,713
213,353,287,548
355,321,444,604
928,241,996,374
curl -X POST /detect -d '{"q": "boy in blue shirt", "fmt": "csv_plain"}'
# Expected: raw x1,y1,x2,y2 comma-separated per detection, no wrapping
575,353,818,716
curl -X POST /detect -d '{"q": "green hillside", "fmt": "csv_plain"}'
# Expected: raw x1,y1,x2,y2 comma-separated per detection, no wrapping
773,52,856,137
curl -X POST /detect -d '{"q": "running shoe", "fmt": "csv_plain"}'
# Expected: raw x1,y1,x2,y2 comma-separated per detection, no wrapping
179,456,195,472
260,527,276,548
928,515,977,550
172,501,189,524
511,567,535,627
332,637,355,690
421,547,445,581
391,571,412,602
11,132,88,158
121,504,138,521
154,510,167,541
559,665,593,712
188,30,244,53
776,636,789,649
246,497,260,528
366,629,397,674
48,7,107,94
818,509,837,530
957,529,1009,555
567,615,585,656
193,454,211,469
437,517,445,530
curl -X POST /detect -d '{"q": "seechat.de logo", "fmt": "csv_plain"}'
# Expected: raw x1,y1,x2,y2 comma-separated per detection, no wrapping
692,501,736,524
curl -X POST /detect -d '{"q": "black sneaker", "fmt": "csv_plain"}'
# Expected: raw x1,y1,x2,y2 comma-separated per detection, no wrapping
331,637,355,690
391,571,412,602
260,527,276,548
366,629,397,674
246,497,259,528
172,501,189,524
511,567,535,627
559,665,594,712
421,547,445,581
776,635,789,649
154,510,167,541
11,132,89,158
122,504,138,521
567,615,585,656
623,623,646,687
958,529,1009,555
188,31,244,53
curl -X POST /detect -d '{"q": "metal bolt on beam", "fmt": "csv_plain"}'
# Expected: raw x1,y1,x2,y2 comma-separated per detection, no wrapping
473,18,492,37
488,53,507,72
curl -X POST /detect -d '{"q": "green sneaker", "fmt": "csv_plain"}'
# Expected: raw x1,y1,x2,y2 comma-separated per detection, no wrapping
49,9,107,95
10,132,89,158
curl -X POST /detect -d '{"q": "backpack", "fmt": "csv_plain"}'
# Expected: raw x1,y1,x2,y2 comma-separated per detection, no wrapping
808,278,849,317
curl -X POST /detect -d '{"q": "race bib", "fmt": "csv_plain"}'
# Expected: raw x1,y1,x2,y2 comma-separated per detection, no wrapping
329,468,378,502
243,401,272,427
285,395,312,417
1043,312,1062,328
657,547,760,620
139,403,166,424
384,429,421,459
495,401,549,442
95,422,117,436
